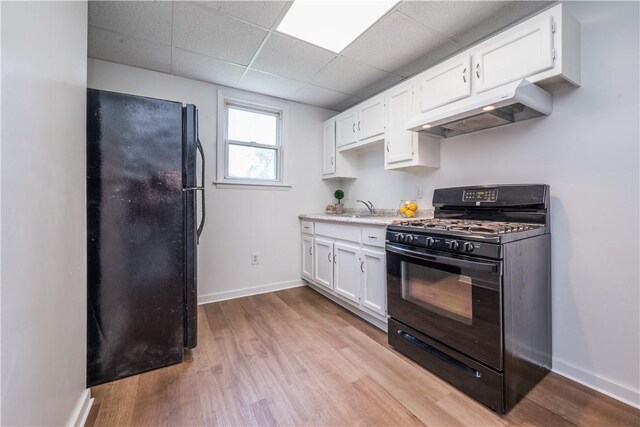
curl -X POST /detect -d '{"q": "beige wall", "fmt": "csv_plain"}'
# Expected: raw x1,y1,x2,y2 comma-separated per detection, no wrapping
88,58,336,303
340,1,640,407
1,1,89,425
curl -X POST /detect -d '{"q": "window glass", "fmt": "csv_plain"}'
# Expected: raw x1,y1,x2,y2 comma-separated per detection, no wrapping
227,107,277,146
228,144,277,180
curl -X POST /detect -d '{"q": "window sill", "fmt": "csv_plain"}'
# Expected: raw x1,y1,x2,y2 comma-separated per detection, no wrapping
213,181,292,191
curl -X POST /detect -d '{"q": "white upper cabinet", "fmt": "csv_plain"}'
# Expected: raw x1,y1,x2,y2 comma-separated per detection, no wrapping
472,4,580,92
356,94,385,141
473,15,554,93
322,119,336,175
417,54,472,114
336,110,358,148
385,79,440,170
386,81,415,164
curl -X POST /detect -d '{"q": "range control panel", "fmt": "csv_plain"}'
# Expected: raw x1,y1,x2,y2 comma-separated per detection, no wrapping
462,188,498,202
386,231,501,259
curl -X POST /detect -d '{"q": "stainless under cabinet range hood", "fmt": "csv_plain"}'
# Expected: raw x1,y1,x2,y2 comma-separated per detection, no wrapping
406,80,553,138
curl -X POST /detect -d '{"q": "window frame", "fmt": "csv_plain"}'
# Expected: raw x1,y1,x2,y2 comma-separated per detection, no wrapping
216,89,290,189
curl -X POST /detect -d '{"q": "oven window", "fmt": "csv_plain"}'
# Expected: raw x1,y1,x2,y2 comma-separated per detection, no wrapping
401,261,473,324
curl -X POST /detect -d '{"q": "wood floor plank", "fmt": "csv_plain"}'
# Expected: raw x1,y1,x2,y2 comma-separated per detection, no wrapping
88,286,640,427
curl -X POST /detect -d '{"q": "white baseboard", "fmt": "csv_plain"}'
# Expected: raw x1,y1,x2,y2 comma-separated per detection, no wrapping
552,358,640,409
66,389,93,427
198,279,305,305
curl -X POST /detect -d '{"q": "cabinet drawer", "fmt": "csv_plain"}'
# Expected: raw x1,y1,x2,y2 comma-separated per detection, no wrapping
315,222,361,243
301,220,314,235
361,227,386,248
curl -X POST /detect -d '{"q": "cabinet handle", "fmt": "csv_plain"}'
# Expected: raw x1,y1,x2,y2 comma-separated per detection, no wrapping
358,121,361,131
386,141,390,152
352,123,356,133
309,247,312,256
360,261,365,273
333,253,337,264
462,68,467,83
328,252,332,262
330,156,334,165
368,236,377,239
475,63,480,79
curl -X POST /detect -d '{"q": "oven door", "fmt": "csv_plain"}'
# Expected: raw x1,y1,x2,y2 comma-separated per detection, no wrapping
387,242,503,370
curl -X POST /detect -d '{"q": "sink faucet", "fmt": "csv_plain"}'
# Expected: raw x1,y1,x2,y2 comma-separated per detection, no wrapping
356,200,375,214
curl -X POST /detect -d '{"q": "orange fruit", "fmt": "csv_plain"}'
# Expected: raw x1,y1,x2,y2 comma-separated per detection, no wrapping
405,209,415,218
409,202,418,212
399,205,407,214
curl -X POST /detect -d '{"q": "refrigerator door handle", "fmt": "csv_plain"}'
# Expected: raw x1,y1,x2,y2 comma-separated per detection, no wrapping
196,138,205,244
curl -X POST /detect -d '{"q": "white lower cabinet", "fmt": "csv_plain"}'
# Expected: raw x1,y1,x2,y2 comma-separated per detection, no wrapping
301,235,314,281
334,242,361,304
361,248,386,316
301,220,388,327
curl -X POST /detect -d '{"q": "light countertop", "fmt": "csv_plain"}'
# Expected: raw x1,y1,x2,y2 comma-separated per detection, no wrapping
299,209,433,226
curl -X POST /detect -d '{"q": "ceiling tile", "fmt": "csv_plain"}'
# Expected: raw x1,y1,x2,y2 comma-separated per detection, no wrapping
452,1,552,47
236,69,305,99
331,95,363,112
356,73,403,99
88,1,173,45
397,1,508,39
288,84,350,109
393,41,460,78
193,1,292,29
341,11,450,74
88,26,171,73
171,48,246,87
173,2,268,66
251,33,336,81
309,56,391,95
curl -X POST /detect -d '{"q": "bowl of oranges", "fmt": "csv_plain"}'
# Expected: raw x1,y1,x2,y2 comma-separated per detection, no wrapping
399,200,419,218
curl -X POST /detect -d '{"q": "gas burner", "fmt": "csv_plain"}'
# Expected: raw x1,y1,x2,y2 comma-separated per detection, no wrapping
393,218,543,237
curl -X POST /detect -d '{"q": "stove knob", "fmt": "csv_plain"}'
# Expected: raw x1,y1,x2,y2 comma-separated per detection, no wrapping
447,240,460,250
405,235,414,243
425,237,435,247
397,233,405,242
463,242,474,253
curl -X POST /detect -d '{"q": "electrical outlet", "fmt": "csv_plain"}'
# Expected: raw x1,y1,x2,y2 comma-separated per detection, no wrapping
251,253,259,265
416,185,424,199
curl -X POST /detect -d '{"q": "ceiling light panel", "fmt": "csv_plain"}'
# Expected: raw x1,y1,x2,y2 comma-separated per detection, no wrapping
277,0,397,53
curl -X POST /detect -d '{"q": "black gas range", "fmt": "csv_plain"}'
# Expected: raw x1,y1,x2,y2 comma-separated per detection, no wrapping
386,184,551,413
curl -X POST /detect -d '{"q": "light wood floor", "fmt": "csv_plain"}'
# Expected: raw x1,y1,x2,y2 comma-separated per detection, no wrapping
87,286,639,426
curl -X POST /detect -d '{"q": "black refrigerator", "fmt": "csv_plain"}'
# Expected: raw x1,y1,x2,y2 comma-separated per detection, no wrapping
86,89,205,386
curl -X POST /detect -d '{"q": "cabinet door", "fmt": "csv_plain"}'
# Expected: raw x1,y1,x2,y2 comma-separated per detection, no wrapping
473,15,554,93
301,235,314,281
322,120,336,175
361,248,386,316
417,54,471,114
314,238,333,290
336,110,357,147
357,95,385,141
386,82,415,164
334,242,360,304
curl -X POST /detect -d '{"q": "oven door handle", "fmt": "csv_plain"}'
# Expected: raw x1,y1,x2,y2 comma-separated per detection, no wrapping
386,243,499,273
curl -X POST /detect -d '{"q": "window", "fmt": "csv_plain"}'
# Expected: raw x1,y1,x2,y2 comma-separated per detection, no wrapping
217,90,288,188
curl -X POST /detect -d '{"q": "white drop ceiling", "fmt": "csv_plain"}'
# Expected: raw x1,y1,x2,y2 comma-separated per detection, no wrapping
88,0,552,111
